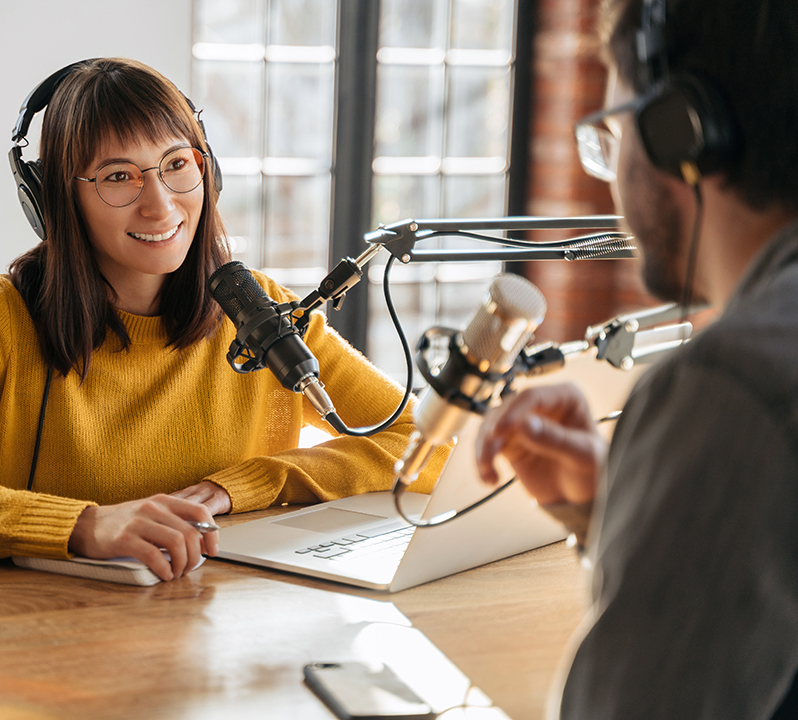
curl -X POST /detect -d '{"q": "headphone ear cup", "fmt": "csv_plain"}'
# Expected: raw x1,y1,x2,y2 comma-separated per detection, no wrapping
9,148,46,240
636,75,738,179
183,95,222,197
206,145,223,196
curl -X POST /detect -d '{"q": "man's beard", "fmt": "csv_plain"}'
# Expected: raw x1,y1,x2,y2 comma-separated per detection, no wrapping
620,145,700,304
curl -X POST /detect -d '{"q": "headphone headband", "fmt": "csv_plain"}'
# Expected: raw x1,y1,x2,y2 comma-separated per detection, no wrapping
636,0,667,87
12,60,98,144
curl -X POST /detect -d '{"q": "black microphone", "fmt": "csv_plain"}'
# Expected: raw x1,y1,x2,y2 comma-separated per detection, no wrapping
209,261,337,421
394,273,547,487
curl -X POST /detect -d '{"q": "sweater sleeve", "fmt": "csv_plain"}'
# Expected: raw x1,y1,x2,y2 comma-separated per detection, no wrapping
0,485,96,559
204,292,451,513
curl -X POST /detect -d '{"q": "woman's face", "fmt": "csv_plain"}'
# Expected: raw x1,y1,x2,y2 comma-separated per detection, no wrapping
75,133,204,311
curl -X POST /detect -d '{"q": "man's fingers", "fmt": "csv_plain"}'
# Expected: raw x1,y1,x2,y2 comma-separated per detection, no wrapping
503,415,603,504
516,414,604,469
493,384,595,435
475,384,606,505
476,384,595,481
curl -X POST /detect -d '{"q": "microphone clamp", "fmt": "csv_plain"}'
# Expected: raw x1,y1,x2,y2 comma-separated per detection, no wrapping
414,327,515,416
226,299,306,375
295,244,384,331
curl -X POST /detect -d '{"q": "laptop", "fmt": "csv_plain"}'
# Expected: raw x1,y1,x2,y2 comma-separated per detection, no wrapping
217,414,567,592
217,348,648,592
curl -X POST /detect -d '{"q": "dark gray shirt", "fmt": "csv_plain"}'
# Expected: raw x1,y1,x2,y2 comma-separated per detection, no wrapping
560,221,798,719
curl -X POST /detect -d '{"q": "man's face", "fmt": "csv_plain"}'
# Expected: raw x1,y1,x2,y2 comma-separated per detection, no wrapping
606,69,697,303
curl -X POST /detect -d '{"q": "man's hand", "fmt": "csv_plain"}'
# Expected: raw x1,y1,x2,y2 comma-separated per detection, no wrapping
475,383,607,506
68,493,222,581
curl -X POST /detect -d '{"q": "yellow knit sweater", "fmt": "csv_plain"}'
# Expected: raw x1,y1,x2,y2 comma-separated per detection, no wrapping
0,272,447,560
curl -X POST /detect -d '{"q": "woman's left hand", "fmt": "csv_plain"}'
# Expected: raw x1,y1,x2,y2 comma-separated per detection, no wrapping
171,481,232,515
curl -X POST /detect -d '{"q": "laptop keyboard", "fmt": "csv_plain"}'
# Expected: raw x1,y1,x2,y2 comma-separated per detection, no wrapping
295,521,415,563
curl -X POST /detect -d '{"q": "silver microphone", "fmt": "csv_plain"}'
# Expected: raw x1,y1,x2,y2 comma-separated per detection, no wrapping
395,273,547,486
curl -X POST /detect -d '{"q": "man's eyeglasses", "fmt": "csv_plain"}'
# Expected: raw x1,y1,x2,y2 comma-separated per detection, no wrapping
75,146,207,207
574,97,643,183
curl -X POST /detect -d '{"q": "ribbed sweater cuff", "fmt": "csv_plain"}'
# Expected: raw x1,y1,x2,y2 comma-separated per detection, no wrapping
14,495,96,558
205,460,282,514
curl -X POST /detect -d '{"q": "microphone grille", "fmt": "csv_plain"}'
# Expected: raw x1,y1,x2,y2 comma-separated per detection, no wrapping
487,272,547,320
462,273,547,372
209,261,265,322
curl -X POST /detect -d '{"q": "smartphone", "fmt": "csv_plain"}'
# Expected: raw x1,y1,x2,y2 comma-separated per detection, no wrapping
303,662,437,720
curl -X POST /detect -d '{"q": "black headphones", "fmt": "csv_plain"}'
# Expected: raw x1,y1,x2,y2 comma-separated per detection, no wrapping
9,59,223,241
633,0,738,183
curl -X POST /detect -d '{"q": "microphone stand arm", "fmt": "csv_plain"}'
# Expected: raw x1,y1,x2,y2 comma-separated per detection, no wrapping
294,214,633,330
515,302,704,377
364,215,633,264
292,215,698,379
289,214,632,435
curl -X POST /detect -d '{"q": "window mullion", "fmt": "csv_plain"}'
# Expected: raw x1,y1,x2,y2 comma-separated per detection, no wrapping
328,0,381,354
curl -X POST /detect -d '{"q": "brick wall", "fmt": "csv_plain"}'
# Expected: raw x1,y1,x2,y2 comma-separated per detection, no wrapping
520,0,654,343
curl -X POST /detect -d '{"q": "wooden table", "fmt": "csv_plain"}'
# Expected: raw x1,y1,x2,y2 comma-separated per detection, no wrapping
0,507,588,720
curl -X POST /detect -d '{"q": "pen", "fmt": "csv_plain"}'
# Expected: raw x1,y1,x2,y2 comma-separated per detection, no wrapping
188,521,221,533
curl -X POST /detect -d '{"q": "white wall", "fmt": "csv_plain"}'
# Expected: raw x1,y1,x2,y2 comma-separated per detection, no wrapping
0,0,193,271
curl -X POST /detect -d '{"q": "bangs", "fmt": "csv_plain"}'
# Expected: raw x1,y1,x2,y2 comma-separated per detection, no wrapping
52,58,205,176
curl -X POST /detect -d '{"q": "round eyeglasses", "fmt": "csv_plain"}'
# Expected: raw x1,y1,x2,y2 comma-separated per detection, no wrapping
75,146,207,207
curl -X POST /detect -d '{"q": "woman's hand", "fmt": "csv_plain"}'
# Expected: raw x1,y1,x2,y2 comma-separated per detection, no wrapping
475,383,607,506
68,493,221,581
170,480,232,515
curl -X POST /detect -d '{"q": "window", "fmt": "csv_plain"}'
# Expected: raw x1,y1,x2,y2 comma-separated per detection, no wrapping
193,0,337,298
192,0,520,381
370,0,516,377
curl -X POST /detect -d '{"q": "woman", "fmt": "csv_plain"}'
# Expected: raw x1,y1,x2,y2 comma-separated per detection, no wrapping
1,58,446,581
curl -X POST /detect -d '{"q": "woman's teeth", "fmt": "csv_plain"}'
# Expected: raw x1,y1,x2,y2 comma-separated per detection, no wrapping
129,226,179,242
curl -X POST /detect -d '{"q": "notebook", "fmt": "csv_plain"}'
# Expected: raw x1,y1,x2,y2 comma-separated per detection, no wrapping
13,553,205,586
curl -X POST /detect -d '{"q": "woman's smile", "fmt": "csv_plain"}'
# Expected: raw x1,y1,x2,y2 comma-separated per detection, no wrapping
128,224,181,243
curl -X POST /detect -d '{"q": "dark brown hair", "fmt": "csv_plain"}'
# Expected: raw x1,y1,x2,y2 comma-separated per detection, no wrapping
9,57,231,380
600,0,798,213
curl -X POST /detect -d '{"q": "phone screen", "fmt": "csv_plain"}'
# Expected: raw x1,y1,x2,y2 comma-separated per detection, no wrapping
303,662,436,720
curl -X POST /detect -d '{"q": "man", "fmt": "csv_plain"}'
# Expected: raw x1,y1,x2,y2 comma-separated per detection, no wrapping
476,0,798,717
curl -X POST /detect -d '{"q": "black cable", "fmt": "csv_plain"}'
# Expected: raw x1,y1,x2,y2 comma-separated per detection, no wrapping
680,182,704,322
394,476,518,528
419,229,630,249
28,365,53,492
326,255,415,436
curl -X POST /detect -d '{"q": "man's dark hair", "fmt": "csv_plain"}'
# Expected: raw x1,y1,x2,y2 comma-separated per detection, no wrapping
601,0,798,213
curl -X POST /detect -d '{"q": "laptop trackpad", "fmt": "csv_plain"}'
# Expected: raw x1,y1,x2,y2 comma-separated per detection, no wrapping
271,508,387,534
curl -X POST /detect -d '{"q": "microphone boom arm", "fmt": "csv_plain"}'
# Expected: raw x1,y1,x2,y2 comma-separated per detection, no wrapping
295,215,635,329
